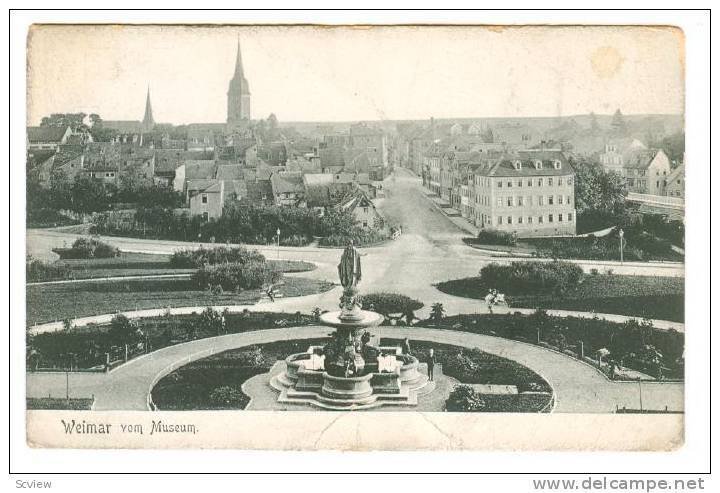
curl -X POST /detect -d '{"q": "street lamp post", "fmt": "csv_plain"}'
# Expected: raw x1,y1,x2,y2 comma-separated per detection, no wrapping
276,228,281,260
618,228,625,264
638,377,643,412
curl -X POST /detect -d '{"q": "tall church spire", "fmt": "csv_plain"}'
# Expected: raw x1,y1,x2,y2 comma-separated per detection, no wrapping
142,86,155,129
234,38,244,77
227,39,251,125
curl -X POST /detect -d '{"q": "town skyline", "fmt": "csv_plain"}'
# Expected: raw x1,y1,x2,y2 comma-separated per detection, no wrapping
27,25,684,125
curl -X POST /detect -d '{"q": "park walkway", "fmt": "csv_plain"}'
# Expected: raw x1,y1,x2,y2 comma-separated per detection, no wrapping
26,325,683,413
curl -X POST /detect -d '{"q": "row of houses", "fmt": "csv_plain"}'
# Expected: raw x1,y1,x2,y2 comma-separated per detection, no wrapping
597,139,684,198
422,144,577,238
27,123,386,229
396,118,684,200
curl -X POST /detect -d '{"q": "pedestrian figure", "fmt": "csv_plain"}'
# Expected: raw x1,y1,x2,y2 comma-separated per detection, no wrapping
427,348,436,382
266,285,275,302
401,337,412,356
485,290,496,313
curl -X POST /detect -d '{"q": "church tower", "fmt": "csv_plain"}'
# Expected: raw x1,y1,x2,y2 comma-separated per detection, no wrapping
227,40,251,125
142,86,155,131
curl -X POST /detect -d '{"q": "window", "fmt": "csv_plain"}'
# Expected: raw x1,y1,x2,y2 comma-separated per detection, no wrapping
549,178,554,186
548,214,554,223
518,179,523,187
528,216,533,224
548,195,554,205
534,160,542,170
497,197,503,207
363,221,368,227
568,213,573,221
498,181,503,188
528,179,532,187
507,216,513,224
507,181,512,188
507,197,513,207
517,197,524,206
202,212,209,221
538,216,544,224
201,194,208,204
498,216,503,225
538,178,543,186
514,160,522,170
553,160,561,170
558,214,563,222
558,195,563,205
518,216,523,224
559,178,563,186
538,196,544,206
363,207,369,214
568,177,573,185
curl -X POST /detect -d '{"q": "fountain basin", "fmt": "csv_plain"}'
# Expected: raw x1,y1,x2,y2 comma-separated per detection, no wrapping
321,372,374,399
319,310,384,329
370,371,401,394
296,368,324,392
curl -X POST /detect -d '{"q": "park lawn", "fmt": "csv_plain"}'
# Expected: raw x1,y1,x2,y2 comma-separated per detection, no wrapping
54,252,193,280
26,276,334,325
151,338,329,410
26,398,94,410
436,274,684,322
37,253,316,281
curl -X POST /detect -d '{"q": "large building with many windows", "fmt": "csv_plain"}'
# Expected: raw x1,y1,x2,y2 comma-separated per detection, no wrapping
465,149,576,237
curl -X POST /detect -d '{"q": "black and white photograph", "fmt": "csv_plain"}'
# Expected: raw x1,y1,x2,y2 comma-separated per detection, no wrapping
10,11,710,478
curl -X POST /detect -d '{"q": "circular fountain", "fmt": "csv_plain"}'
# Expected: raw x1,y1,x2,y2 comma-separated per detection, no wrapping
269,242,434,410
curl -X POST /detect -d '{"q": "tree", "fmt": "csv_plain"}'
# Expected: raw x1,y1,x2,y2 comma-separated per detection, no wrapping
571,159,628,230
430,303,446,325
656,132,685,165
108,314,143,347
40,112,87,131
198,307,226,337
70,176,111,213
610,109,627,135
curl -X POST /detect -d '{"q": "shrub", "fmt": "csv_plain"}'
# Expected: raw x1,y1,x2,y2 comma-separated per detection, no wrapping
319,227,388,247
59,237,119,259
170,246,265,268
479,261,584,295
193,261,282,291
360,292,424,316
208,386,245,407
280,234,310,247
26,256,72,282
476,228,518,246
446,385,486,412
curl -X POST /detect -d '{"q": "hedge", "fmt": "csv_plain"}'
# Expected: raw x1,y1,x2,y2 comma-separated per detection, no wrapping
170,246,265,268
26,256,72,282
476,228,518,246
192,261,282,291
479,260,584,295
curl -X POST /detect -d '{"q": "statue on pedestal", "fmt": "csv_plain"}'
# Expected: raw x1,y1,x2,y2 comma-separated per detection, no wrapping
338,241,363,321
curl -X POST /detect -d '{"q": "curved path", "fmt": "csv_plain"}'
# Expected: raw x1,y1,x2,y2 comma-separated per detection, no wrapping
26,325,683,413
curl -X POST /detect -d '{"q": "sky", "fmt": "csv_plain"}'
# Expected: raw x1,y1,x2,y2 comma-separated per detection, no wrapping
27,24,684,125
